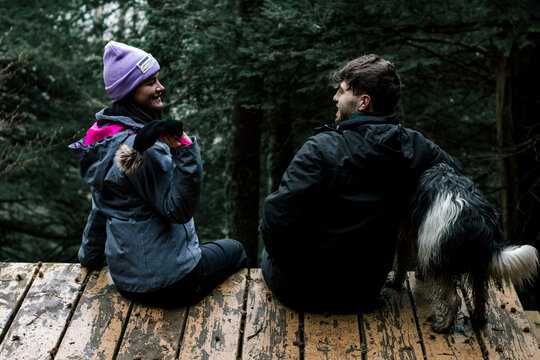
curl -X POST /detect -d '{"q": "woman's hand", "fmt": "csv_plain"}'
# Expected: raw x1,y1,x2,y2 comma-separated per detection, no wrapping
159,132,190,148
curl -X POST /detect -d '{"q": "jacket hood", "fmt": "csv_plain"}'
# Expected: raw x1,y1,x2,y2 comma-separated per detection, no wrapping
91,108,146,129
315,112,398,134
69,110,143,190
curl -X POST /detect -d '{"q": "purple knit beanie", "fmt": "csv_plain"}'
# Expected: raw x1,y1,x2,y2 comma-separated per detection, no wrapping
103,41,161,103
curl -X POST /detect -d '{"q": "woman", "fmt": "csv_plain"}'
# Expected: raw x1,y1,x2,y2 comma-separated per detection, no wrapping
69,41,247,307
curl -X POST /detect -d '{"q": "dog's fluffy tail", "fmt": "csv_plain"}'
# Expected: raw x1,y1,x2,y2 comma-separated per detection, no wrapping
490,245,539,288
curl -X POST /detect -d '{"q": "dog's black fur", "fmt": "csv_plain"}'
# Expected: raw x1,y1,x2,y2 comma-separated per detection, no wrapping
388,163,539,333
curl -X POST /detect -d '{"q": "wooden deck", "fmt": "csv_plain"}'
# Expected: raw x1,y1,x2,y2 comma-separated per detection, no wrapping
0,262,539,359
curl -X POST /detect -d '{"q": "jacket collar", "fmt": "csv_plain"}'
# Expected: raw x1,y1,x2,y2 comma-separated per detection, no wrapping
95,108,146,129
315,112,399,134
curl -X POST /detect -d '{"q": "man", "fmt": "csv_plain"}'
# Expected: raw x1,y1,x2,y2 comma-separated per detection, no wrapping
259,54,463,312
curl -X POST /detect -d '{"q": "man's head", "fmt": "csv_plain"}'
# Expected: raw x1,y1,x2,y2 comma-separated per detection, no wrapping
332,54,401,121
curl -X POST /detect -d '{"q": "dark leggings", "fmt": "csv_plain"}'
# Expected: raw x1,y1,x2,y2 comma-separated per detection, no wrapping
121,239,247,307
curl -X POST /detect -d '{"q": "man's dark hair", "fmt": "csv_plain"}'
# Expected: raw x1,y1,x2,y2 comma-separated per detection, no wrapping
332,54,402,114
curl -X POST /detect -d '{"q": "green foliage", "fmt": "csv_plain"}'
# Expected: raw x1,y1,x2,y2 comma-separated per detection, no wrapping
1,0,539,266
144,0,540,236
0,0,147,261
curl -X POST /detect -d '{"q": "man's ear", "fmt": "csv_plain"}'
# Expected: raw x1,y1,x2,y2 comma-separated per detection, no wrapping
359,94,372,111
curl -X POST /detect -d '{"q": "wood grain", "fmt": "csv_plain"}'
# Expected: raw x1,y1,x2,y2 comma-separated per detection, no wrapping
116,303,187,360
55,267,131,360
0,262,38,338
362,278,424,359
242,269,301,360
476,282,540,359
0,263,86,360
524,310,540,345
0,264,536,359
304,312,363,360
408,272,484,359
178,269,247,360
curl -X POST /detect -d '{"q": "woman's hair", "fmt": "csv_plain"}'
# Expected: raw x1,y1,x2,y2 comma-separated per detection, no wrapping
332,54,402,114
103,94,161,124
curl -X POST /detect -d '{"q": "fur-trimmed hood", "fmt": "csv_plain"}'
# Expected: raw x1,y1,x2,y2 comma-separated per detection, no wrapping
69,110,143,191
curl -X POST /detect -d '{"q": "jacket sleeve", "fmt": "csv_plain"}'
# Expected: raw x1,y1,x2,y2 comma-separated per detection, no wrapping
259,137,325,257
78,199,107,269
402,128,464,175
128,138,203,224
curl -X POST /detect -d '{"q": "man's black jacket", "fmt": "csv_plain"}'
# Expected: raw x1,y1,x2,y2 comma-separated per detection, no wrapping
259,112,463,304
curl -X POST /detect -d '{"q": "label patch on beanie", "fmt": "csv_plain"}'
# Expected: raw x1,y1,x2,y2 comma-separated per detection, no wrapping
137,55,154,74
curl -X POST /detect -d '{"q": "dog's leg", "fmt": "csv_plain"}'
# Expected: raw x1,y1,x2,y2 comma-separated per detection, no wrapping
387,222,411,289
470,276,487,328
430,275,461,333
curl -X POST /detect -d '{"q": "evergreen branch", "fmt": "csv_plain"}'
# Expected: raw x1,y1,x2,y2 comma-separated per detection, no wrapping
0,220,77,240
0,198,37,203
406,36,490,56
405,40,493,83
383,19,510,37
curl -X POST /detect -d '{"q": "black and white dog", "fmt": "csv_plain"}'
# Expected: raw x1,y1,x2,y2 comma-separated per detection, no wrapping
389,163,539,333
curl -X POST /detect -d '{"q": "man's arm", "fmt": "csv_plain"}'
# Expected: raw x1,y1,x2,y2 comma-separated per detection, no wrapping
259,137,326,258
402,128,464,175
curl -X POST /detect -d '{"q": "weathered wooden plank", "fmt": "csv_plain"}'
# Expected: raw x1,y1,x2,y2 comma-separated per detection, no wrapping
0,262,38,339
475,283,540,359
115,303,187,360
55,267,131,360
178,269,247,360
0,263,86,360
408,272,484,359
524,310,540,345
242,269,301,360
362,278,424,359
304,312,363,359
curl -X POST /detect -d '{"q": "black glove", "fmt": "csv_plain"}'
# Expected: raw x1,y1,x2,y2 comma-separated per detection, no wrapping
115,117,184,175
133,117,184,152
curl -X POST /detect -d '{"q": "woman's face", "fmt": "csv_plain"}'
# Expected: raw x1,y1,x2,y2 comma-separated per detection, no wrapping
132,72,165,114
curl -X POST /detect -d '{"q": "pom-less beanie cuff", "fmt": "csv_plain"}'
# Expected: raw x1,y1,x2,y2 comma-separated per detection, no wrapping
103,41,161,103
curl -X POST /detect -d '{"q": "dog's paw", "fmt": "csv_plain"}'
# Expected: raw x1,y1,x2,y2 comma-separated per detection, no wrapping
431,318,454,334
431,322,452,334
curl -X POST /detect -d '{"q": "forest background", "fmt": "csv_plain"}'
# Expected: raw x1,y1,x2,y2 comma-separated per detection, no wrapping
1,0,539,309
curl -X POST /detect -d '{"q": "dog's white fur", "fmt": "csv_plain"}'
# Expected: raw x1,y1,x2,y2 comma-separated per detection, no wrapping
417,192,465,271
490,245,539,287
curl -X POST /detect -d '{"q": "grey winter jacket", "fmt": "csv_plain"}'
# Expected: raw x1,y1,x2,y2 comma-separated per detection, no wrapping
69,110,203,293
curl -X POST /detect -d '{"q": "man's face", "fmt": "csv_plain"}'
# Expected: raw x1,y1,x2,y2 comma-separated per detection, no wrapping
332,81,362,122
132,72,165,114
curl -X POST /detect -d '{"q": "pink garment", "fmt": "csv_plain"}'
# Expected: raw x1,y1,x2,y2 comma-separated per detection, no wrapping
178,136,192,147
83,121,192,147
83,122,130,146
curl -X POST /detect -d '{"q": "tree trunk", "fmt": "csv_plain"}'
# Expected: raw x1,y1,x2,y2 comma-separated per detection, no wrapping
225,0,263,267
496,44,540,309
227,101,262,267
266,101,294,193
